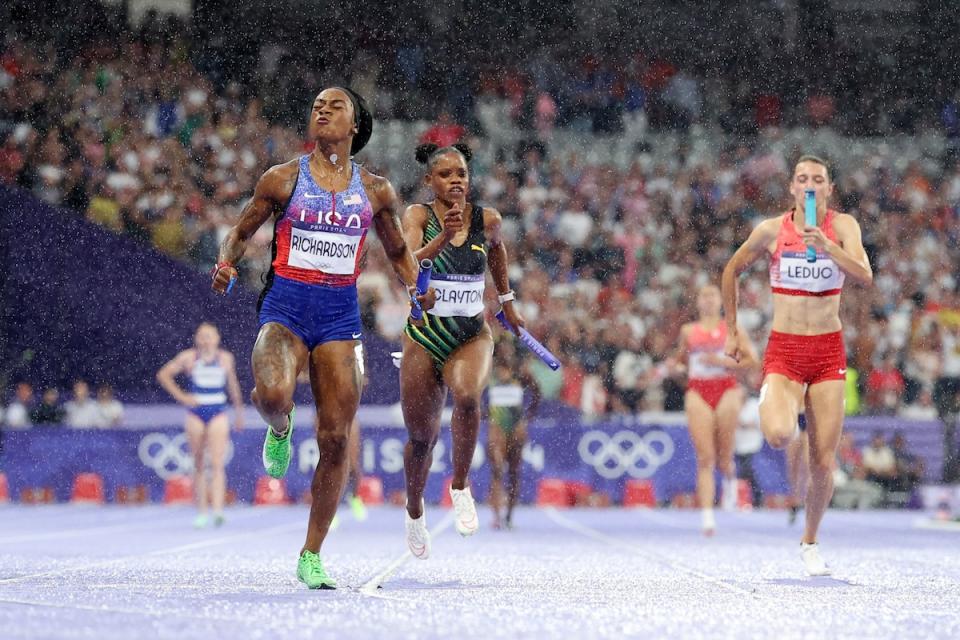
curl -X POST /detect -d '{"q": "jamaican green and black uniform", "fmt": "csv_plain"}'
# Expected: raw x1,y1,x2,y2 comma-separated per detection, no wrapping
405,203,487,367
488,375,525,435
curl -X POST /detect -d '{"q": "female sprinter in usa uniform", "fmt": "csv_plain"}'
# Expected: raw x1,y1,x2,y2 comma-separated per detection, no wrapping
156,323,244,528
722,155,872,575
212,87,430,589
400,142,524,559
672,285,757,535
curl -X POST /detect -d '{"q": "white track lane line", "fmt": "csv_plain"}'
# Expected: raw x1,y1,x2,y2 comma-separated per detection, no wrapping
545,507,759,598
0,597,243,623
358,509,456,595
0,507,272,545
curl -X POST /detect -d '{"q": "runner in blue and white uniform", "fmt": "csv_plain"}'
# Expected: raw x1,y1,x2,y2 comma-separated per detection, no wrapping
157,323,244,528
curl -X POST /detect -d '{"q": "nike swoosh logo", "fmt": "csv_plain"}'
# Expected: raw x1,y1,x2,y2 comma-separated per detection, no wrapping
838,369,846,374
352,333,362,339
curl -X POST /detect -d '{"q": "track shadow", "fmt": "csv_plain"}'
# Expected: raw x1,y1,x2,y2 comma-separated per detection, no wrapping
766,577,860,588
382,579,478,591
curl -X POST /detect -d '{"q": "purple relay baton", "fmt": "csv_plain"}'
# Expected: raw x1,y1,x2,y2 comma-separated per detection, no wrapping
409,259,433,321
496,309,561,371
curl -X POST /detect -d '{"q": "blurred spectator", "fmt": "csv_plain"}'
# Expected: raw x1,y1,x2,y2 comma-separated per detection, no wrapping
866,353,905,415
899,388,939,420
30,388,65,425
832,433,884,509
862,431,898,491
96,384,124,427
64,380,101,428
891,431,924,495
844,366,861,416
903,319,941,405
419,111,466,148
4,382,34,428
935,319,960,482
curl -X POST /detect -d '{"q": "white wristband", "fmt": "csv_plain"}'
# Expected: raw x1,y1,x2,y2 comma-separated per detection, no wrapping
497,290,515,303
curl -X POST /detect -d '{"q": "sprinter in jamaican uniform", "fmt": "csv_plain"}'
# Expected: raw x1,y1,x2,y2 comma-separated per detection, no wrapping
399,142,524,559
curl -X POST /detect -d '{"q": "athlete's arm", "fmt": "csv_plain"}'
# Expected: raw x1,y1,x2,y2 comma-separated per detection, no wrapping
214,163,295,293
156,351,197,407
801,214,873,286
402,203,465,262
485,208,524,331
223,351,245,430
722,218,777,360
519,359,542,420
728,323,760,372
668,324,691,375
366,172,419,287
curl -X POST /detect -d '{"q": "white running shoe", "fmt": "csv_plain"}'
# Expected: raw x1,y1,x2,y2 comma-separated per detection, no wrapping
800,542,831,576
701,508,716,536
449,486,479,537
721,478,738,512
405,503,430,560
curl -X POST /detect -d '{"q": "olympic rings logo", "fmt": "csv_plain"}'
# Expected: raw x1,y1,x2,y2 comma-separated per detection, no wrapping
138,433,234,479
577,430,675,479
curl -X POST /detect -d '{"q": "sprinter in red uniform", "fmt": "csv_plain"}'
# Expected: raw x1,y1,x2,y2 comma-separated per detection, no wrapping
722,155,873,575
672,285,757,535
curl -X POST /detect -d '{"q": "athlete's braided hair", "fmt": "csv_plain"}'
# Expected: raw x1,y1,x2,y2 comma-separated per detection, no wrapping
414,142,473,168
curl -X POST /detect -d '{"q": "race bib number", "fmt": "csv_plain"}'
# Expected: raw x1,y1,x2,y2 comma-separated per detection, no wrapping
689,352,728,379
288,224,363,275
779,252,845,293
489,384,524,407
428,274,486,318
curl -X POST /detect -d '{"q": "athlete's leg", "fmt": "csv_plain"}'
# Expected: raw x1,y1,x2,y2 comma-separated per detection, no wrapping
345,414,368,521
786,432,809,515
251,323,308,433
505,420,527,527
715,387,743,510
184,414,208,516
802,380,846,545
345,415,361,499
442,329,493,537
206,413,230,518
685,390,719,513
301,340,362,554
758,374,805,449
400,335,447,519
443,327,494,491
487,423,507,527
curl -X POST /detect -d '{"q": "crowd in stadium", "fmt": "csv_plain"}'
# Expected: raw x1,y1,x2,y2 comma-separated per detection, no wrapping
2,5,959,426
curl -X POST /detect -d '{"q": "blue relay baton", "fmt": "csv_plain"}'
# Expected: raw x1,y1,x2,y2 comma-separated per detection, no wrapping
212,262,237,295
496,309,561,371
804,188,817,263
409,259,433,321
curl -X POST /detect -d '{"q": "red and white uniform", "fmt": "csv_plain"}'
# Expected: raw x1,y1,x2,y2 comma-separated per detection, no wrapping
687,322,738,410
764,210,847,385
769,209,845,297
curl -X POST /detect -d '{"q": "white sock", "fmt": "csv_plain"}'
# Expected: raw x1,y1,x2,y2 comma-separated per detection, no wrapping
722,477,738,509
